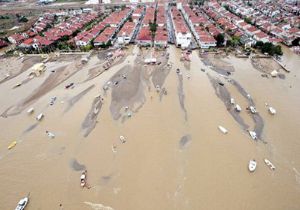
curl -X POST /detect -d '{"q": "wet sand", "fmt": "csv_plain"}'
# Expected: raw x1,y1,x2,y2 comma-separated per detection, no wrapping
0,45,300,210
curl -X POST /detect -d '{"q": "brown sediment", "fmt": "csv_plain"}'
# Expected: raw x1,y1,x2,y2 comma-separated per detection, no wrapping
81,95,103,137
22,123,39,134
70,158,86,171
109,64,146,120
207,74,249,130
64,84,95,113
2,59,84,117
177,73,187,121
0,56,43,84
250,57,284,75
85,49,128,82
179,135,191,150
229,79,264,139
151,53,171,88
200,53,235,76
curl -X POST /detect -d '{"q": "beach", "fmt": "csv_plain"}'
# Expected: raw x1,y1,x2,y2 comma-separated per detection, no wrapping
0,45,300,210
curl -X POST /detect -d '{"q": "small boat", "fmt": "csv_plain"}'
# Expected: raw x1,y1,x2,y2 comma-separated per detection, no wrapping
80,170,87,187
230,98,235,105
49,96,57,106
248,130,257,140
249,106,257,114
15,196,29,210
248,159,257,172
13,83,22,88
27,107,34,114
268,107,276,115
8,141,17,150
218,126,228,134
36,113,44,121
235,104,242,112
65,83,74,89
264,159,275,170
46,131,55,138
119,135,126,143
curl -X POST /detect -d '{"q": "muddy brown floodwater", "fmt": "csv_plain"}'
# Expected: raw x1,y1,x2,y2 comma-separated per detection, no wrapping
0,45,300,210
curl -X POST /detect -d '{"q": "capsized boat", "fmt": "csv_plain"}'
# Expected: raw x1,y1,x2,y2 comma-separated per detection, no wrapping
264,159,276,170
15,196,29,210
8,141,17,150
248,130,257,140
235,104,242,112
218,126,228,134
36,113,44,121
268,107,276,115
248,159,257,172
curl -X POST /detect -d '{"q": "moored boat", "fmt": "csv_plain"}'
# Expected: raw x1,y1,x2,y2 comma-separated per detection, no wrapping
248,159,257,172
218,126,228,134
15,196,29,210
248,130,257,140
264,159,276,170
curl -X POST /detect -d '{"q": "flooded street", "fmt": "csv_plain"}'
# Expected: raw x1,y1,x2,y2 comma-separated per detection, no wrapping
0,45,300,209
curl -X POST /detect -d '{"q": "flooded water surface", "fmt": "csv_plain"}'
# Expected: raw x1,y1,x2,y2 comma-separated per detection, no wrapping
0,46,300,210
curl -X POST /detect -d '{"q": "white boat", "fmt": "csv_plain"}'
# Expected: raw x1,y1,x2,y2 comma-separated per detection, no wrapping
264,159,276,170
248,159,257,172
119,135,126,143
230,98,235,105
36,113,44,121
218,126,228,134
248,130,257,140
15,196,29,210
235,104,242,112
249,106,257,114
80,170,87,187
46,131,55,138
268,107,276,115
27,107,34,114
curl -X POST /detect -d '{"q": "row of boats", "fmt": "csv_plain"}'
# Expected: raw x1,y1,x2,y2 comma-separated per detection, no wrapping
230,97,276,115
248,159,276,172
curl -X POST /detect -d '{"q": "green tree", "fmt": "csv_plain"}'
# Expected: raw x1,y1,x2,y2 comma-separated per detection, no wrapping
149,21,157,39
215,33,225,47
255,41,264,48
292,37,300,46
274,45,283,56
244,17,252,24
